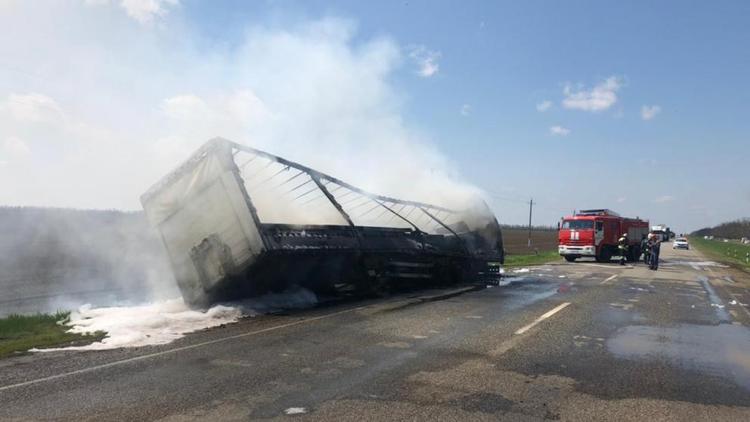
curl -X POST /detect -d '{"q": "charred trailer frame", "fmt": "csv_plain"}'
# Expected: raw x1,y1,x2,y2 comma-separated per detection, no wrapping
141,138,504,308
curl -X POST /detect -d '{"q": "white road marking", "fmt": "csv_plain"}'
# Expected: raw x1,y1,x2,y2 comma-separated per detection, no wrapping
514,302,571,335
577,263,630,269
0,304,372,393
600,275,618,285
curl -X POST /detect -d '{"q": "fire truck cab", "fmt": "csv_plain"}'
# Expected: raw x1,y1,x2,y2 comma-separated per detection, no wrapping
558,209,649,263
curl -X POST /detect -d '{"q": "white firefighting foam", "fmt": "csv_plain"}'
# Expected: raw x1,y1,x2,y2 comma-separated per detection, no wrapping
34,287,318,351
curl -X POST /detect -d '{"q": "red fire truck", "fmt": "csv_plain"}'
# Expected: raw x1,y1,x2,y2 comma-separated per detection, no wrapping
558,209,649,263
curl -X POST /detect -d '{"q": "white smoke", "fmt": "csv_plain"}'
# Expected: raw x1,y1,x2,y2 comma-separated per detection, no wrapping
0,4,485,328
0,4,479,211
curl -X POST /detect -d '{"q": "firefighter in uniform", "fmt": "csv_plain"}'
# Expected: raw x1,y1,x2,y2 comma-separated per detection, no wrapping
640,234,650,265
649,234,661,270
618,233,629,266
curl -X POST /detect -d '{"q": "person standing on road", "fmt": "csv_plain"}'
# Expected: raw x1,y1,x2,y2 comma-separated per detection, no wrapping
649,234,661,270
641,234,650,265
618,233,629,266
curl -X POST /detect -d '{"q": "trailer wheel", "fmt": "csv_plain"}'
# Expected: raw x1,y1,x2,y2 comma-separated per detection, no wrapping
564,256,577,262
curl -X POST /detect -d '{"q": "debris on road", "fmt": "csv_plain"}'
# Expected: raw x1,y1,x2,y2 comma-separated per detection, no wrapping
283,407,308,415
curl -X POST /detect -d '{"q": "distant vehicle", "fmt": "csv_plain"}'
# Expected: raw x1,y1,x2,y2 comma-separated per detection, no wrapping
651,224,671,241
558,209,649,262
673,237,689,250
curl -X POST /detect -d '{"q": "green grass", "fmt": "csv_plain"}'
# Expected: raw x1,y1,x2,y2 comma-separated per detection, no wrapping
504,250,562,267
689,236,750,272
0,311,106,358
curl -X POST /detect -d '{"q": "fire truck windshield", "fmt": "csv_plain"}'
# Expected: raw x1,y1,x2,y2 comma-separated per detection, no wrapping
562,220,594,229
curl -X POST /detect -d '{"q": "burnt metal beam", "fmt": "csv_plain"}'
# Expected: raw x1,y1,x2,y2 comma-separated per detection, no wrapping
374,200,422,233
311,176,356,227
419,206,469,253
222,138,455,213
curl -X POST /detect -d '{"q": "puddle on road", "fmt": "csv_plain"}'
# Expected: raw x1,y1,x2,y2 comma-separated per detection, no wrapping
608,324,750,391
487,275,561,312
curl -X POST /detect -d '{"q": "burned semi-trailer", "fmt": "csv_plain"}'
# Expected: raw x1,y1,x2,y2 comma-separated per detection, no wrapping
140,138,505,308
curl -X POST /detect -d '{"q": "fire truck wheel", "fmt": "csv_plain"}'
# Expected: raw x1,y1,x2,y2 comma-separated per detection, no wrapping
596,249,612,263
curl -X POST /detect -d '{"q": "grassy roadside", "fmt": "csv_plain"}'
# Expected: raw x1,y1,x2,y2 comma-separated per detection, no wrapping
504,250,561,267
689,236,750,272
0,312,106,358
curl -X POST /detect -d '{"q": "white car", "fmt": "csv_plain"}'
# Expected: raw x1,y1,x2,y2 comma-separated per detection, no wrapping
673,237,689,250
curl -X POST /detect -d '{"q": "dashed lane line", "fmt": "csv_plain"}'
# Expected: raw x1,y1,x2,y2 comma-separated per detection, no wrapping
514,302,571,335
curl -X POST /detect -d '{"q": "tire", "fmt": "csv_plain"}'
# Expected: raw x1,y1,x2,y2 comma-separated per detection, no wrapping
564,256,577,262
596,248,612,263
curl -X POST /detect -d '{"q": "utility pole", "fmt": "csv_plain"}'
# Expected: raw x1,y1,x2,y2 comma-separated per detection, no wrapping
527,198,533,248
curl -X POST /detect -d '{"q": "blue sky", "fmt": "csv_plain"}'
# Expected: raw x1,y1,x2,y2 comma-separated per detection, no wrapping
1,1,748,233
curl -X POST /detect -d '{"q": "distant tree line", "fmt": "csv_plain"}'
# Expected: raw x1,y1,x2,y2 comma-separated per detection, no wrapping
500,224,557,231
691,218,750,239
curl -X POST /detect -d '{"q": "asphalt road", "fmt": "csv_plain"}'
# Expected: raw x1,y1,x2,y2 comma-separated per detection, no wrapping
2,246,750,421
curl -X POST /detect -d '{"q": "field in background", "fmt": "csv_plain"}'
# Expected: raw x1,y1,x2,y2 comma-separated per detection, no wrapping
690,236,750,272
501,227,561,267
502,228,558,254
504,250,560,267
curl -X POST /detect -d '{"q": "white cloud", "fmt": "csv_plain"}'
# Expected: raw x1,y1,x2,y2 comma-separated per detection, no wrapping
616,197,626,203
641,105,661,120
0,8,478,210
654,195,675,203
3,136,31,157
408,45,441,78
86,0,179,24
562,76,622,112
460,104,471,116
4,93,64,123
536,100,552,112
549,125,571,136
